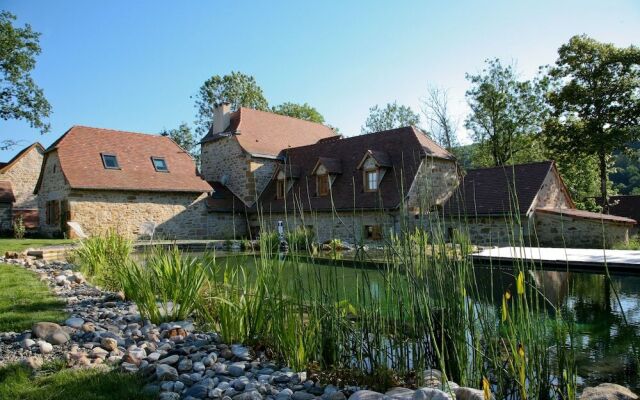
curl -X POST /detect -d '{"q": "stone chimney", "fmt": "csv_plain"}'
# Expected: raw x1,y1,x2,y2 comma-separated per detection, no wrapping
213,102,231,134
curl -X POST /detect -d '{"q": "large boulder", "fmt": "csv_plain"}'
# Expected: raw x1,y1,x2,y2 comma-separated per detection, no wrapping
348,390,384,400
32,322,70,345
413,388,452,400
386,387,415,400
580,384,638,400
453,387,485,400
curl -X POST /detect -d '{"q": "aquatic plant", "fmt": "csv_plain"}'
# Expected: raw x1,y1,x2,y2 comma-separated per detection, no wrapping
71,230,132,291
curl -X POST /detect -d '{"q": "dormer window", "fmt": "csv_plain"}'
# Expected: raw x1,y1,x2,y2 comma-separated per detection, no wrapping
317,173,329,196
365,169,379,192
101,153,120,169
152,157,169,172
276,178,286,199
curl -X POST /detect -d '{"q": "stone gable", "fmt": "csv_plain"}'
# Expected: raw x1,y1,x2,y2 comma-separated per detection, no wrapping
0,145,44,209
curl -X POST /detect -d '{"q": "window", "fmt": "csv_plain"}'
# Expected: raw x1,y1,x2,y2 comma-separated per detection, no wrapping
276,179,286,199
151,157,169,172
317,174,329,196
364,225,382,240
365,169,379,191
45,200,60,226
101,153,120,169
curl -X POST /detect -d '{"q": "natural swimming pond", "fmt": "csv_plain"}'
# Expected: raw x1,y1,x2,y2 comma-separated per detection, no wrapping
210,252,640,391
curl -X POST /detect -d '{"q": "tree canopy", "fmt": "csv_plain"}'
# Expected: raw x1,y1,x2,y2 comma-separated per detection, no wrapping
0,11,51,149
361,101,420,134
544,35,640,208
194,71,268,137
271,102,325,123
421,86,459,151
465,59,547,167
160,122,198,163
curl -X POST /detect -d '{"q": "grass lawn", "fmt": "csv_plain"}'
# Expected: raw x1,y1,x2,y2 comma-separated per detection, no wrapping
0,263,67,332
0,238,75,255
0,361,154,400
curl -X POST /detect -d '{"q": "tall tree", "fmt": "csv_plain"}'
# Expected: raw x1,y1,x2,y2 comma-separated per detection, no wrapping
0,11,51,149
544,35,640,209
465,59,547,166
361,101,420,134
421,86,459,151
193,71,268,137
271,102,325,123
160,122,196,156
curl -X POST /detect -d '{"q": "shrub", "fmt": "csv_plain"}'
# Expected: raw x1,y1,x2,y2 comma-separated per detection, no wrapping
72,230,132,291
118,246,211,323
285,226,314,252
12,216,25,240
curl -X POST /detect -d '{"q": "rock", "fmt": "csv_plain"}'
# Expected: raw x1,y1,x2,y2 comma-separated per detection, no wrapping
348,391,384,400
413,388,452,400
229,362,246,377
81,322,96,333
38,340,53,354
121,362,139,373
20,338,36,349
178,358,193,372
101,337,118,351
386,388,415,400
292,392,316,400
156,364,179,381
55,275,67,285
193,361,205,372
158,354,180,365
233,391,263,400
91,347,109,358
184,383,209,398
32,322,70,345
159,393,181,400
452,387,484,400
21,356,43,370
65,317,85,329
329,392,346,400
232,345,251,360
580,384,638,400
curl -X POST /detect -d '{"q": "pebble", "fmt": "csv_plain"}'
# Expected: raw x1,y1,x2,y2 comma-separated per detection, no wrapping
37,340,53,354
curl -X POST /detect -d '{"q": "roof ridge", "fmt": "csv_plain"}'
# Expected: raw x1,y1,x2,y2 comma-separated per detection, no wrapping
238,107,334,130
71,125,166,138
285,126,414,152
467,160,553,172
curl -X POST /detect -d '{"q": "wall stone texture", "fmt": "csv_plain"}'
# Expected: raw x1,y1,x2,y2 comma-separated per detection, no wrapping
406,158,459,211
533,212,629,248
531,169,572,210
0,145,44,209
0,203,11,232
37,151,70,235
201,136,278,206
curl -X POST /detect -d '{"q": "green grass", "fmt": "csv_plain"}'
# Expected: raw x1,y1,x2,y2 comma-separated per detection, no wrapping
0,263,67,332
0,238,75,255
0,361,154,400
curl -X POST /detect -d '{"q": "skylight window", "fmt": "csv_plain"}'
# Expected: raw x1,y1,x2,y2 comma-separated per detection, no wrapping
152,157,169,172
101,153,120,169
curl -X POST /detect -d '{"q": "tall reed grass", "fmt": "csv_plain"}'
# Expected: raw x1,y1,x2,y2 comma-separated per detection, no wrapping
71,230,132,291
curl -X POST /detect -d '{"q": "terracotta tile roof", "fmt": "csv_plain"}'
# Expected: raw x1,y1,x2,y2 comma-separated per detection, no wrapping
0,180,15,203
201,107,337,158
0,142,44,173
254,126,455,213
536,207,636,225
206,182,247,213
37,126,211,193
443,161,555,216
599,195,640,224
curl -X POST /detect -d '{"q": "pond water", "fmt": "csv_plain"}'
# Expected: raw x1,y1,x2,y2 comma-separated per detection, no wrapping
208,252,640,390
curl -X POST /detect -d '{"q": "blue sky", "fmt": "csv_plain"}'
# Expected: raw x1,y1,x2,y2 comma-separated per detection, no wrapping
1,0,639,160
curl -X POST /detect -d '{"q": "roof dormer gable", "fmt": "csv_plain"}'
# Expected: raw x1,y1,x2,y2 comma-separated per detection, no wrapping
311,157,342,176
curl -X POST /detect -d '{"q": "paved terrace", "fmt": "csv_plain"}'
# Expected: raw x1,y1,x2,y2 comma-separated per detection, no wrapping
473,247,640,274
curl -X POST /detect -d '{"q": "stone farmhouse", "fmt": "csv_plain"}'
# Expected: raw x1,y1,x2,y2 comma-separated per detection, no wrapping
0,142,44,232
29,105,636,247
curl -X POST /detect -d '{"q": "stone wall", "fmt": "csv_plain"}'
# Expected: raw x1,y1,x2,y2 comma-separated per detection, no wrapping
406,158,459,211
66,190,248,240
533,212,630,248
201,137,278,206
532,169,572,210
0,145,44,209
37,151,70,236
443,216,528,247
253,210,398,244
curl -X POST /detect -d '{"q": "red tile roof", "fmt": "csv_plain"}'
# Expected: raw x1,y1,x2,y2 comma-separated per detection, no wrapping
37,126,211,193
536,207,636,225
255,126,455,212
201,108,337,158
0,180,15,203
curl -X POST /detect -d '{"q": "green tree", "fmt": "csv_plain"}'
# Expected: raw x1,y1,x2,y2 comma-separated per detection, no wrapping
421,86,459,151
160,122,198,163
544,35,640,210
194,71,268,137
0,11,51,149
465,59,548,166
361,101,420,134
271,102,325,123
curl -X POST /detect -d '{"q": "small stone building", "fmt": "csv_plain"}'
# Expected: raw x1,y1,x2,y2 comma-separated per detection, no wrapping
34,126,242,239
0,142,44,232
599,195,640,236
253,126,459,244
442,161,636,248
